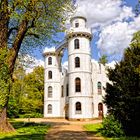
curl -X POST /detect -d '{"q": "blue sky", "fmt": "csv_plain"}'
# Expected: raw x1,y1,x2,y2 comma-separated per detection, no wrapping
30,0,140,69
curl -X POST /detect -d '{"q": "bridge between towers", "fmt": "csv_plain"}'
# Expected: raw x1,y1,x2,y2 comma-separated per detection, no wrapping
55,39,68,55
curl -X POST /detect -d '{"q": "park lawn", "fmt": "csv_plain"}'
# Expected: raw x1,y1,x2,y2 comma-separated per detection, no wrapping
83,123,140,140
0,121,51,140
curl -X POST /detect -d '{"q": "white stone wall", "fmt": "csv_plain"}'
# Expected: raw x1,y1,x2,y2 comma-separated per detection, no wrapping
43,16,109,119
91,61,108,118
69,97,93,119
67,16,93,119
44,53,62,118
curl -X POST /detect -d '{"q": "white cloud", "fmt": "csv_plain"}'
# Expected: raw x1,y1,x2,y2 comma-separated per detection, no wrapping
97,15,140,59
23,54,44,74
74,0,139,60
75,0,134,28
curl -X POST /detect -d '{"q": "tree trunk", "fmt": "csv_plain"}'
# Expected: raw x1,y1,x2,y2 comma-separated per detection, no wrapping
0,107,15,132
0,0,15,133
0,0,28,131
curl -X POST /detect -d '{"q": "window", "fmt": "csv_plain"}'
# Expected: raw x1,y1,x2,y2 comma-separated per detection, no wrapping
48,71,52,79
75,22,79,27
97,82,102,94
48,57,52,65
61,86,64,97
48,86,52,98
98,103,103,118
74,39,79,49
75,57,80,68
75,102,81,114
48,104,52,114
75,78,81,92
66,84,69,96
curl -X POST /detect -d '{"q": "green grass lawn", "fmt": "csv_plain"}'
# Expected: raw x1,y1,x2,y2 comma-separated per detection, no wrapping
0,121,51,140
83,123,140,140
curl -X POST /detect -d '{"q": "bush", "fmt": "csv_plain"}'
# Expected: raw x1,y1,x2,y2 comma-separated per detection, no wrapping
19,113,43,118
100,115,124,137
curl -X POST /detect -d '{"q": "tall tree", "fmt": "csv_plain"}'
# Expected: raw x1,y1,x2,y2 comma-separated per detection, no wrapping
99,55,108,66
0,0,74,132
104,31,140,136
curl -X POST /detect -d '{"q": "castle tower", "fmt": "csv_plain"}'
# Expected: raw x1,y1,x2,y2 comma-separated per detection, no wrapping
43,48,62,118
66,16,93,120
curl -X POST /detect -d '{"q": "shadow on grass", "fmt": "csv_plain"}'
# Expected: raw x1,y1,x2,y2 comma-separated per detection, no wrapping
0,121,51,140
0,134,45,140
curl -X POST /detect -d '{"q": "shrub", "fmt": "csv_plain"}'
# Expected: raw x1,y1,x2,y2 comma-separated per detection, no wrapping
19,113,43,118
100,115,124,137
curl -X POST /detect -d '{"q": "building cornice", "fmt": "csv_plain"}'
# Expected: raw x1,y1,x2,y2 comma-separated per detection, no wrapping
66,32,92,40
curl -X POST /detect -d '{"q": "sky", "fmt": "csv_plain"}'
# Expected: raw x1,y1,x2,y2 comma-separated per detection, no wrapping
26,0,140,73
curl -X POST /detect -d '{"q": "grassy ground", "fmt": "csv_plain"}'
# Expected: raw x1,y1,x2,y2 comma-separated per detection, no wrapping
0,121,51,140
84,123,140,140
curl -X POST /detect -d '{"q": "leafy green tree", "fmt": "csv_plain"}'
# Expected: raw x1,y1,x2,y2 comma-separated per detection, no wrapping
20,66,44,116
104,31,140,136
0,0,73,131
7,66,44,118
99,55,108,66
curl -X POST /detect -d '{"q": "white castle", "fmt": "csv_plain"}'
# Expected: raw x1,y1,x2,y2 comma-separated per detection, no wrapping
43,16,109,120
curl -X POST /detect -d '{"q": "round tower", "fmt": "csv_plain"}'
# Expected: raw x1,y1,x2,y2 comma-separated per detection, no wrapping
66,16,93,120
43,48,62,118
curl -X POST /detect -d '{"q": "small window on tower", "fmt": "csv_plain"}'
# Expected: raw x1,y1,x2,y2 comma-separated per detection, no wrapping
97,82,102,94
74,39,79,49
48,104,52,114
48,57,52,65
48,71,52,79
48,86,52,98
75,57,80,68
75,78,81,92
75,102,82,114
75,22,79,28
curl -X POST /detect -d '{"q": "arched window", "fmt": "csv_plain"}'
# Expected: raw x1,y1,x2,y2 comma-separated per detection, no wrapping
75,57,80,68
48,104,52,114
48,57,52,65
97,82,102,94
98,103,103,118
75,78,81,92
74,39,79,49
75,22,79,28
48,71,52,79
75,102,82,114
48,86,52,98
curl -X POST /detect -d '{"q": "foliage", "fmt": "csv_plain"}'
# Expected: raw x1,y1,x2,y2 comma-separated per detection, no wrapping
99,55,108,66
7,66,44,118
0,0,74,131
18,113,43,118
84,123,139,140
100,115,124,138
104,31,140,136
0,49,11,111
0,121,51,140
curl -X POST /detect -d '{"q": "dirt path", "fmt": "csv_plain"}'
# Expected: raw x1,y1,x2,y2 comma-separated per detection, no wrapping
16,118,105,140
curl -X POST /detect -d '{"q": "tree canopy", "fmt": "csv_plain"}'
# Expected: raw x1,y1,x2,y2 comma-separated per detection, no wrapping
0,0,74,132
104,31,140,136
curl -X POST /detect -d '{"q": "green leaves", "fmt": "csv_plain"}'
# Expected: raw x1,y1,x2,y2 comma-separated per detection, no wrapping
104,31,140,136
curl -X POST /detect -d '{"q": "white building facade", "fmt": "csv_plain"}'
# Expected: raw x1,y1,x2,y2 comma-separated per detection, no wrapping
43,16,108,120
